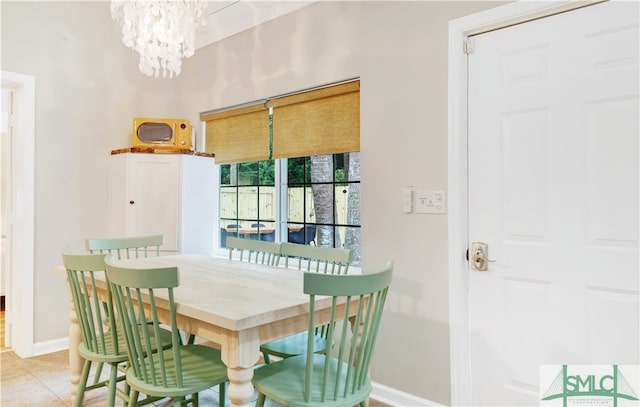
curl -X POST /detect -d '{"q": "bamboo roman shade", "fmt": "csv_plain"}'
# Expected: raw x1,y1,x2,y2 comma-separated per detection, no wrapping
269,80,360,159
200,101,270,164
200,79,360,164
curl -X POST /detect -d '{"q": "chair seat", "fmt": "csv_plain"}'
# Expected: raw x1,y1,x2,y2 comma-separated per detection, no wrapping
78,322,173,363
77,330,128,364
260,332,327,359
126,344,228,398
252,354,371,407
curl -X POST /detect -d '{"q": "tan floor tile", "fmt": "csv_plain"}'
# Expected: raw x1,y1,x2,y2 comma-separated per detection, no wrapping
0,372,68,407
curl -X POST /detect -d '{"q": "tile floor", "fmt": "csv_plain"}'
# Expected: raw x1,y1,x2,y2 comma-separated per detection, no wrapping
0,348,391,407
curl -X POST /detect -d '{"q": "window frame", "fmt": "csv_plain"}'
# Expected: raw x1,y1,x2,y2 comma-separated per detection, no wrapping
217,153,361,257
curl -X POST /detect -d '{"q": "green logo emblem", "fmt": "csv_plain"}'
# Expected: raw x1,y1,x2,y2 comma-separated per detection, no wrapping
541,365,639,406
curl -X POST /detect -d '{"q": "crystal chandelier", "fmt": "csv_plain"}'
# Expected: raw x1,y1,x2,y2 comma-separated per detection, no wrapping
111,0,208,78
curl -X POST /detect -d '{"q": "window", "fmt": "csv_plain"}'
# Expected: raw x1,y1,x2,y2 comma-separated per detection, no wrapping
202,79,361,265
219,152,361,265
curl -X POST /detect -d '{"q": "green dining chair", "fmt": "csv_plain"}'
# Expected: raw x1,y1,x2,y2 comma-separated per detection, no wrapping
85,234,163,259
105,255,228,407
260,243,354,364
252,262,393,407
226,236,281,266
62,251,172,407
87,234,196,346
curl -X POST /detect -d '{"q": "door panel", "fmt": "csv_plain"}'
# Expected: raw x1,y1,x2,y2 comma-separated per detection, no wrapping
468,2,639,405
129,155,179,251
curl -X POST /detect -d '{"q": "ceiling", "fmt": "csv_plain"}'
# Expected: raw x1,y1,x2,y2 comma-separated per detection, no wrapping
195,1,316,49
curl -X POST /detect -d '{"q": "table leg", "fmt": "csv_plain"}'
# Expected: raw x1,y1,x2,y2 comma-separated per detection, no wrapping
67,286,84,403
220,328,260,407
226,367,256,407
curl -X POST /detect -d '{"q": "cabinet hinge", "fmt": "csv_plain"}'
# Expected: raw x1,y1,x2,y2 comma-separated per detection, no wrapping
463,38,474,54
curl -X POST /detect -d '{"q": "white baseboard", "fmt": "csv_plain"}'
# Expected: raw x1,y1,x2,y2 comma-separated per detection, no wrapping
371,382,444,406
33,337,68,357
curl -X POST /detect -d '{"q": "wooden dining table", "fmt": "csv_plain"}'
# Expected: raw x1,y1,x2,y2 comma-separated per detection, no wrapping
58,254,355,407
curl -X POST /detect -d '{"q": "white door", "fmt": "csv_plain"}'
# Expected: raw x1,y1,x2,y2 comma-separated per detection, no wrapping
468,2,639,405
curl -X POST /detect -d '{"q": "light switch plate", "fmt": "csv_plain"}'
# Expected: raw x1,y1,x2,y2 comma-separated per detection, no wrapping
415,190,446,214
403,187,413,213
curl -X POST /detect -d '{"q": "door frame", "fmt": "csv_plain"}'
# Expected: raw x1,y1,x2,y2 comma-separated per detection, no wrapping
446,1,604,404
1,71,35,357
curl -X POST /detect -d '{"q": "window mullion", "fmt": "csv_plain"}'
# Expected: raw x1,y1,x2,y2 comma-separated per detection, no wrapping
277,158,288,242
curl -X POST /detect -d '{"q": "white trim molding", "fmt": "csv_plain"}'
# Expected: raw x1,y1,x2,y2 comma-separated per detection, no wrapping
1,70,35,358
33,337,69,357
446,1,602,405
371,382,444,407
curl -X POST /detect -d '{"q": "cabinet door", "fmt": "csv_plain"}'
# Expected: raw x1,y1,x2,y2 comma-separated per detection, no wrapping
127,155,179,251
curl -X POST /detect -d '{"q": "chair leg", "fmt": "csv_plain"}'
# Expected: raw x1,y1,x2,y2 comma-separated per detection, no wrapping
127,389,139,407
123,365,130,396
255,392,266,407
92,361,104,385
262,351,270,364
73,359,91,407
106,362,119,406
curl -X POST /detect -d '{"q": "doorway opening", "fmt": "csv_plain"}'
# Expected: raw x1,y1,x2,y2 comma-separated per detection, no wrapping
1,86,11,351
1,71,35,357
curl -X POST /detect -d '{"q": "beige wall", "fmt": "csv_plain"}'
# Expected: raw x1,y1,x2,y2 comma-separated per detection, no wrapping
1,1,505,404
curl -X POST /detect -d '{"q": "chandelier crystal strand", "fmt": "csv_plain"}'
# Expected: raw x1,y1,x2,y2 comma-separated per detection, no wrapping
111,0,207,78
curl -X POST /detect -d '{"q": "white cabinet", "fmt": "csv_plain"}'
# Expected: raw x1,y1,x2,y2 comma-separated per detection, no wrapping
108,152,215,254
